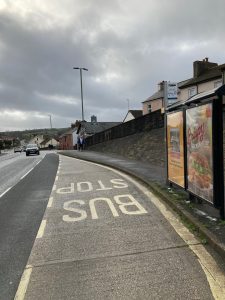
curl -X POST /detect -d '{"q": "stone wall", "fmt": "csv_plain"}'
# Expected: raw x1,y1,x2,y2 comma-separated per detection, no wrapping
87,127,165,167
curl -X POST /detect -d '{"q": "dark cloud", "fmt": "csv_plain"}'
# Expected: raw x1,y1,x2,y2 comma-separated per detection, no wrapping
0,0,225,130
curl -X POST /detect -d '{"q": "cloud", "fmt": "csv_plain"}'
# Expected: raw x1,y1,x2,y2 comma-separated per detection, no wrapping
0,0,225,131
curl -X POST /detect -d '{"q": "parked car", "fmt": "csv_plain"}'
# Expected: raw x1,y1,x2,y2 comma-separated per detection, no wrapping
14,147,22,153
26,144,40,156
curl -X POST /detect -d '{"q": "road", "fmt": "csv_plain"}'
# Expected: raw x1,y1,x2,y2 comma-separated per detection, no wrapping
0,150,47,197
15,155,225,300
0,151,59,300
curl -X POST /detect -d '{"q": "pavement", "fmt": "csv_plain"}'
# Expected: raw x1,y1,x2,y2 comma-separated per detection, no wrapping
59,149,225,260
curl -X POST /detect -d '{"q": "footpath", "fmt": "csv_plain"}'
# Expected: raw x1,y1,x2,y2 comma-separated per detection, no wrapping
60,150,225,260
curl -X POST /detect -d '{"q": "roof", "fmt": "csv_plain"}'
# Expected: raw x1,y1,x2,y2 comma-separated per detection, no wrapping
179,63,225,89
167,85,225,111
59,128,74,138
40,137,58,145
142,90,164,103
129,110,142,118
123,110,143,122
77,121,121,135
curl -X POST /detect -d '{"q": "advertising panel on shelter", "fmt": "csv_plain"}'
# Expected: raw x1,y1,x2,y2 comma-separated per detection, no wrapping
167,111,185,188
186,103,213,203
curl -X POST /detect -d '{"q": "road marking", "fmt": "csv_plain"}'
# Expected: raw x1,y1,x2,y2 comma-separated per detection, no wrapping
0,186,12,198
35,160,42,166
20,168,34,180
55,176,58,181
36,220,46,239
47,197,54,208
14,266,33,300
52,184,57,191
68,157,225,299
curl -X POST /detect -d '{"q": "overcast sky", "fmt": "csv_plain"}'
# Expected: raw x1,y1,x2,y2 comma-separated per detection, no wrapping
0,0,225,131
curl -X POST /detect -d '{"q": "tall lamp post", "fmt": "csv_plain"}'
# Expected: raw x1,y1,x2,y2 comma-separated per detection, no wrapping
73,67,88,121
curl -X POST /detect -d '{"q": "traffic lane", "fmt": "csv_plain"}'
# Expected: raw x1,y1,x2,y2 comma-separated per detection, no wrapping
0,150,51,196
0,153,58,300
23,156,214,299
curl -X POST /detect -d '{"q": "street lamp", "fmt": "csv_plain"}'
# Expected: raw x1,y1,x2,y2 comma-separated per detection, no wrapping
73,67,88,121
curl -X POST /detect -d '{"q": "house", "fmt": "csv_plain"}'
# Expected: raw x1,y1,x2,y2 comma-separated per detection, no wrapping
58,129,74,150
28,135,45,147
40,138,59,149
76,116,120,138
123,110,142,123
178,57,225,101
142,81,164,115
142,81,178,115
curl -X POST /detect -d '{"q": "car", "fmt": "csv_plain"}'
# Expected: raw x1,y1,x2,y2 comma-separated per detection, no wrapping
26,144,40,156
14,147,22,153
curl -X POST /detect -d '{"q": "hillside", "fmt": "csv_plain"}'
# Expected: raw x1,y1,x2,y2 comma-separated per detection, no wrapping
0,128,70,141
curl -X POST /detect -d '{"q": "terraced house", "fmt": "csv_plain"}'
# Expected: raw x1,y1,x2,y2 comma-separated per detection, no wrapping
178,57,225,101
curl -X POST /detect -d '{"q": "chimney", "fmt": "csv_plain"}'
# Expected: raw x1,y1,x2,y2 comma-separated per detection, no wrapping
91,115,97,123
193,58,218,78
158,81,165,91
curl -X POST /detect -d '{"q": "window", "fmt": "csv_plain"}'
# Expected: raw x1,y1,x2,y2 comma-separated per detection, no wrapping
214,80,222,88
148,104,152,113
188,86,197,98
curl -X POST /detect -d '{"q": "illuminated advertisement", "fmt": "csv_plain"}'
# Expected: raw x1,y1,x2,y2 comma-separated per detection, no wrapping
186,103,213,203
167,111,185,188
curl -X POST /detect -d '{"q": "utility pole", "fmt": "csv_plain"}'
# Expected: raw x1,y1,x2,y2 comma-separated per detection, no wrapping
126,99,130,111
48,114,53,147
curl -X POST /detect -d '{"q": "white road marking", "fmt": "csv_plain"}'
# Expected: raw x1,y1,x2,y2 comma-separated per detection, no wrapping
68,157,225,299
52,184,57,191
47,197,54,208
35,160,42,166
36,220,47,239
15,155,225,300
55,176,58,181
14,266,33,300
0,186,12,198
20,168,34,180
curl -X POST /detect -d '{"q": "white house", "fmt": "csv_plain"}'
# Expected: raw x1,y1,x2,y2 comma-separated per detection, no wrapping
28,135,45,147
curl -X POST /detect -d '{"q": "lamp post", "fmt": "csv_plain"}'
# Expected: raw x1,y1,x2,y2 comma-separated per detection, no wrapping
73,67,88,121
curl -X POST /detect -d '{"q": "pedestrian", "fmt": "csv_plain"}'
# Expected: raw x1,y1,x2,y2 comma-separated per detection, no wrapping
80,135,84,151
77,135,81,151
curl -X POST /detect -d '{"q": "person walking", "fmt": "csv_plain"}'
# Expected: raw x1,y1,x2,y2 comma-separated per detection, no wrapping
80,135,84,151
77,135,81,151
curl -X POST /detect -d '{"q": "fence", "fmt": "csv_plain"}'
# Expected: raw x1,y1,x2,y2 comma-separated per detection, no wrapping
86,110,164,147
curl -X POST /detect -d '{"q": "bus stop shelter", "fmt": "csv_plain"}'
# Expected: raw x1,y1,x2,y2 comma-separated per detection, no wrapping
166,85,225,219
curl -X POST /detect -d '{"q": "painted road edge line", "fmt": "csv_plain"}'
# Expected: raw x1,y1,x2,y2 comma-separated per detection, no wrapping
47,197,54,208
14,266,33,300
36,220,46,239
20,168,34,180
0,186,12,198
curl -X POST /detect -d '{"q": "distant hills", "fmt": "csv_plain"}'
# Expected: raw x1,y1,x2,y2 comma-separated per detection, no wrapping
0,128,70,141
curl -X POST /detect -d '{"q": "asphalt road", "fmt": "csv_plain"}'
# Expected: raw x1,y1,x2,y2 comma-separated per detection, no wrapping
18,155,216,299
0,150,56,197
0,152,59,300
